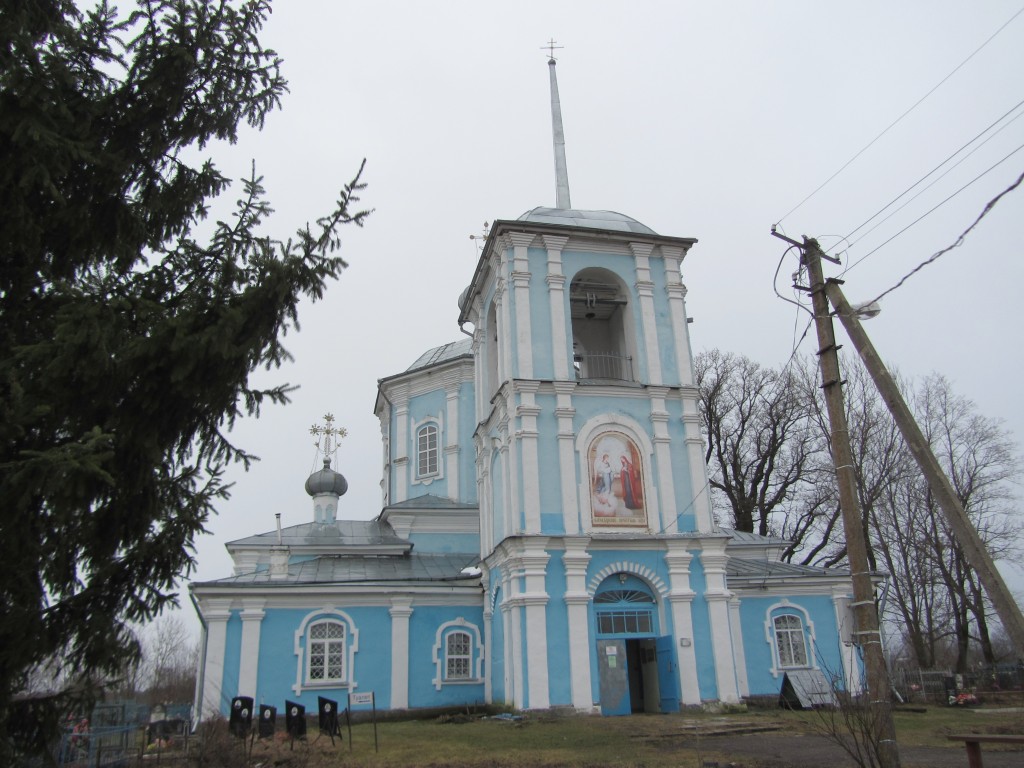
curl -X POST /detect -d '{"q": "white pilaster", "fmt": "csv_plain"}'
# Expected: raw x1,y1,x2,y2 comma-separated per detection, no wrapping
389,597,414,709
729,596,749,697
664,546,700,705
393,386,410,503
238,600,265,702
444,375,461,498
516,381,541,532
520,542,551,709
682,394,714,532
543,235,570,380
508,232,536,379
661,246,694,386
648,388,677,533
554,382,579,534
563,538,594,710
701,540,740,703
630,242,662,385
200,600,233,717
832,589,862,694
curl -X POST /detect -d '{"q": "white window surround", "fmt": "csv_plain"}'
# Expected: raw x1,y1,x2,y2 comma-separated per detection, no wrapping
293,608,360,694
763,601,817,678
411,415,444,486
432,618,483,690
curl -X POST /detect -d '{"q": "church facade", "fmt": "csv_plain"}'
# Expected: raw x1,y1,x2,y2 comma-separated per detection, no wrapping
190,60,862,720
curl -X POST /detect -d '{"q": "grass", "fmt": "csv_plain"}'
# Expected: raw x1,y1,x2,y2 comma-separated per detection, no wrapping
196,705,1024,768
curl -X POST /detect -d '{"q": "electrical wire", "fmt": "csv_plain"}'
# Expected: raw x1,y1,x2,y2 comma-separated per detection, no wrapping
865,166,1024,307
844,142,1024,273
774,4,1024,227
842,98,1024,255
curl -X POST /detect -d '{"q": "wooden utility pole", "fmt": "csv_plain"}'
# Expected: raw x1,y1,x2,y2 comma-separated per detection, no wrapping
825,278,1024,657
773,231,901,768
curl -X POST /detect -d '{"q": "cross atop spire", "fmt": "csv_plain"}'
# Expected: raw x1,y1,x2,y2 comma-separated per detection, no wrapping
541,38,563,62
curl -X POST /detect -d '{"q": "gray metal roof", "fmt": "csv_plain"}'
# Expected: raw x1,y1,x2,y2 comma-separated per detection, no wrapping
727,557,850,580
227,520,408,549
517,207,657,235
723,528,789,546
405,339,473,372
384,494,478,512
195,552,480,587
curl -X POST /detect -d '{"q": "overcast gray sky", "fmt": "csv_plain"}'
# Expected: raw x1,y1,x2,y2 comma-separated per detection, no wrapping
183,1,1024,619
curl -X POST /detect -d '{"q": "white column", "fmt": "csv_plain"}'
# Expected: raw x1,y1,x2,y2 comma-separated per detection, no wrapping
701,540,740,703
543,234,570,380
507,585,523,708
630,242,662,385
554,382,579,534
199,600,233,718
389,597,414,709
563,538,594,711
508,232,535,379
516,381,541,532
664,546,701,705
729,596,750,697
238,600,265,701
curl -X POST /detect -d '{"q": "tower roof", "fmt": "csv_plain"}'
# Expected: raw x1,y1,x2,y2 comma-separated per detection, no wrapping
517,206,657,235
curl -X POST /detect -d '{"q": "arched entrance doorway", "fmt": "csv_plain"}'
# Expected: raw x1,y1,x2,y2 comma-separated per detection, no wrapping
593,574,679,715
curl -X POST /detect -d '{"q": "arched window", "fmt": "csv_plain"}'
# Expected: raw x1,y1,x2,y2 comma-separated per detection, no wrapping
308,621,346,682
292,609,359,694
773,614,808,668
432,619,482,689
417,423,439,479
569,268,635,382
594,576,657,637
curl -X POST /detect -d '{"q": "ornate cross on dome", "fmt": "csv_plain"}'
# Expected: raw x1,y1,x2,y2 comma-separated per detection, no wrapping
309,413,347,459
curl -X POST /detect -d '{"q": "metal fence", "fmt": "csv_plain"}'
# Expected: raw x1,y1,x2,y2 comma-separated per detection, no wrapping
53,702,192,767
891,664,1024,704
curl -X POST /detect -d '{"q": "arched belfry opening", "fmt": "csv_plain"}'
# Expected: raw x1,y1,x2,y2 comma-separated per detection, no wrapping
569,268,635,382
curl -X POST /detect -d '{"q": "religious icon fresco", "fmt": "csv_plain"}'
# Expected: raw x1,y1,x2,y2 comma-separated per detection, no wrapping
588,432,646,526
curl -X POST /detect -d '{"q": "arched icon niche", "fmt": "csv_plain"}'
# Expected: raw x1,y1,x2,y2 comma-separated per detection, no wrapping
588,431,646,527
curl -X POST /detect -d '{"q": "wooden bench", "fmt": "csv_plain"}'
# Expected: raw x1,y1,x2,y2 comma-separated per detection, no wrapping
947,733,1024,768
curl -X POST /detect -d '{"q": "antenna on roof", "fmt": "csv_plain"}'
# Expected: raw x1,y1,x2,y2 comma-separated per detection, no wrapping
541,39,572,210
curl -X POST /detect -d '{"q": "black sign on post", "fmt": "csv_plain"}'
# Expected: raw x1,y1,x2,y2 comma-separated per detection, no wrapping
257,704,276,738
317,696,342,746
229,697,253,739
285,701,306,740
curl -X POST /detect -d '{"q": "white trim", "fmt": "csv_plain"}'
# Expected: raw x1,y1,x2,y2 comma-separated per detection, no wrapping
432,618,483,690
292,608,360,695
587,561,668,599
389,597,413,708
763,600,818,678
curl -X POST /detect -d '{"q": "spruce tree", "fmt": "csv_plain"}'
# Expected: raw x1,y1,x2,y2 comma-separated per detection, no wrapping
0,1,368,755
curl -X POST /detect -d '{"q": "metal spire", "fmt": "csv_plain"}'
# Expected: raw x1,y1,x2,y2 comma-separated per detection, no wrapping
542,40,572,210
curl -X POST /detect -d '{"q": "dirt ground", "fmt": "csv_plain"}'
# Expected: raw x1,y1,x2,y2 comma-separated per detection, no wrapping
690,730,1023,768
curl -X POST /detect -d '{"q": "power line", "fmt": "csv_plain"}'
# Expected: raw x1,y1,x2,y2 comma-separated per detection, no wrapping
865,166,1024,306
842,98,1024,250
844,143,1024,272
774,5,1024,227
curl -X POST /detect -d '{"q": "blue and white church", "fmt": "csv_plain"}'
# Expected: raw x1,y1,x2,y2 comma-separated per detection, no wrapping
191,57,861,719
